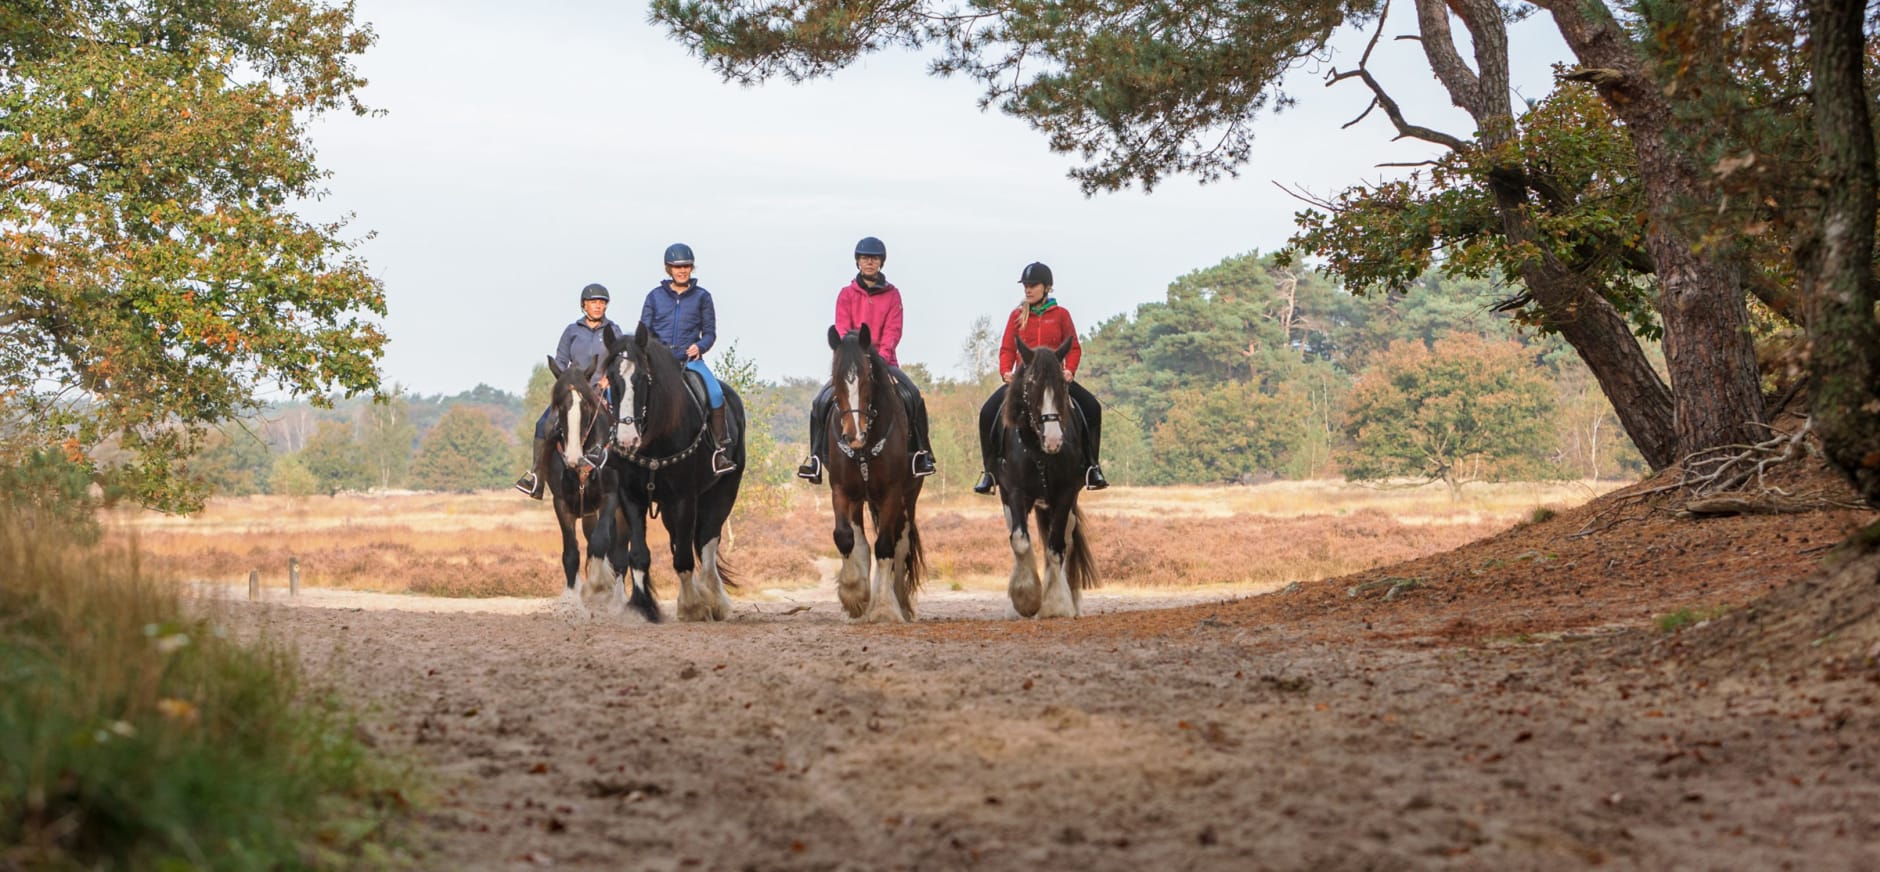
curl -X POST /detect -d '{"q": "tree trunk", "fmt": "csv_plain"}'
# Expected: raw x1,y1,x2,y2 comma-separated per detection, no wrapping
1804,0,1880,507
1412,0,1679,469
1537,0,1766,456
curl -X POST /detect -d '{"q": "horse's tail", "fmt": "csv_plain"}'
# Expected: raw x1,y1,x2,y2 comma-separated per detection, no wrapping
905,515,925,592
1067,506,1099,592
715,548,739,589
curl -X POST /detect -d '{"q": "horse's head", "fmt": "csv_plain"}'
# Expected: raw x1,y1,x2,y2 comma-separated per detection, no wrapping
546,354,607,469
1010,337,1076,454
827,323,879,451
605,321,685,454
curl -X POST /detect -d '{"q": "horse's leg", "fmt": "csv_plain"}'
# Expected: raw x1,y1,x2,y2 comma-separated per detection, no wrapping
1037,500,1079,619
584,489,620,609
552,489,582,602
666,500,715,622
1003,491,1042,619
617,495,658,623
694,474,741,622
861,490,907,624
832,490,869,619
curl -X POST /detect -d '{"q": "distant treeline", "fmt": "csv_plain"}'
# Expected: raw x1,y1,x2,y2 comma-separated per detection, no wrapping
189,254,1648,499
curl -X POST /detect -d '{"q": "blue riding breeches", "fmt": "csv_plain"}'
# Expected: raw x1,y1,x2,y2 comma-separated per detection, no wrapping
686,359,725,408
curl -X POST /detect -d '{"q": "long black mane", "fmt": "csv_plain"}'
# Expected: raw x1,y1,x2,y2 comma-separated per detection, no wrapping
1003,340,1081,454
606,323,698,448
829,326,907,449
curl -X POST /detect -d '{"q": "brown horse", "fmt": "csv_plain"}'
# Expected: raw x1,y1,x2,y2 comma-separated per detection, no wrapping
821,324,925,622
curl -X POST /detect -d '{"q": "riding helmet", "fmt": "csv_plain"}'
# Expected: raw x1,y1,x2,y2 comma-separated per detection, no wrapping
854,236,887,263
1019,262,1054,287
580,282,610,302
663,243,695,267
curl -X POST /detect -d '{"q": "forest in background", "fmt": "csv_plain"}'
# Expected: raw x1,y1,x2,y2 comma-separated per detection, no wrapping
185,253,1658,503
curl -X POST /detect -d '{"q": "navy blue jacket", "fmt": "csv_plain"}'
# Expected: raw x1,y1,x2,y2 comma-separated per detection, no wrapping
639,281,717,362
555,317,620,385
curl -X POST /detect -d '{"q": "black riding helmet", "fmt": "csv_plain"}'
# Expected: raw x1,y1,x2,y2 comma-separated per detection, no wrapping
581,282,610,302
854,236,887,263
664,243,695,267
1019,262,1053,286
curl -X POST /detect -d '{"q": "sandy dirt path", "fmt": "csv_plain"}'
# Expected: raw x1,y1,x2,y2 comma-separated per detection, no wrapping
230,588,1880,871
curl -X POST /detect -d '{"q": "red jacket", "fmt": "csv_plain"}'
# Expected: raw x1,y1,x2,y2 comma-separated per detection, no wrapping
999,303,1082,378
834,280,904,367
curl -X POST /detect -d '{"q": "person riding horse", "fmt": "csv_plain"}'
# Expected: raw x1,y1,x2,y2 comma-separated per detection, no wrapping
639,242,736,475
796,236,937,483
516,282,619,498
974,261,1108,494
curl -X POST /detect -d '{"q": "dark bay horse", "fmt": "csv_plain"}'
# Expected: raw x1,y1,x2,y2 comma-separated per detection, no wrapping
822,324,925,622
582,322,745,623
995,337,1098,618
542,357,617,598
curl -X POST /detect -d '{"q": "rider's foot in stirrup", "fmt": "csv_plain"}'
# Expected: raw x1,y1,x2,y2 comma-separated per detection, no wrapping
795,455,822,484
711,449,738,475
1084,465,1110,491
911,451,936,477
514,472,543,499
972,472,995,495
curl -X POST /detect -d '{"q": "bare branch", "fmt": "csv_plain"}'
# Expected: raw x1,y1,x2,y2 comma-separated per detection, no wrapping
1270,180,1338,212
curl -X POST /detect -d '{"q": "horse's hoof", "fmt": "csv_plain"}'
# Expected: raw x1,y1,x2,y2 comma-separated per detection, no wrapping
859,605,907,624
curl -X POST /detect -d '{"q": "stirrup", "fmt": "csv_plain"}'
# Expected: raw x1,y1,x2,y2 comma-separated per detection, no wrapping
795,455,822,484
711,448,738,474
911,451,936,478
514,472,542,499
1084,466,1109,491
972,472,995,495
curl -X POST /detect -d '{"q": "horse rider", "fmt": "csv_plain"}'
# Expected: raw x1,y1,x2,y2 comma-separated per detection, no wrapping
515,282,619,498
795,235,937,483
973,261,1108,494
640,242,737,475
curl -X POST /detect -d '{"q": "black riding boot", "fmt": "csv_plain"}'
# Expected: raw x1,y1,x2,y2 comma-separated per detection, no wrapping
514,435,549,499
797,386,830,483
1082,406,1108,491
906,392,936,478
709,406,737,474
973,388,1002,494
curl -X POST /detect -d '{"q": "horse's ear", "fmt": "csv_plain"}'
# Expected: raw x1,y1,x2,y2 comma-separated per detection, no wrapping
634,320,650,348
827,325,842,350
1055,337,1074,362
547,356,565,379
1016,337,1035,365
580,358,597,383
857,322,872,350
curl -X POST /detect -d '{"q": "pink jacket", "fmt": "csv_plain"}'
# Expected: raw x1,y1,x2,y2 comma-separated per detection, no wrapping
834,280,904,367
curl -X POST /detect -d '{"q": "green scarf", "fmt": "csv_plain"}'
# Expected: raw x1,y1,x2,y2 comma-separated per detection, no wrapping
1028,298,1058,316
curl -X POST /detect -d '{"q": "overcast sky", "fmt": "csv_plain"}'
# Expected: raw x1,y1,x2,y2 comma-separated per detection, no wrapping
304,1,1571,396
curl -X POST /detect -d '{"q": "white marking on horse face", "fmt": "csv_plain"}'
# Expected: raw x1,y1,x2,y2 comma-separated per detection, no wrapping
562,392,585,467
614,358,640,451
1040,387,1064,453
841,371,865,448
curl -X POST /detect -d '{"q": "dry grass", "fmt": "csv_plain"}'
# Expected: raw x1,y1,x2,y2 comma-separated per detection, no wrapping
109,481,1621,598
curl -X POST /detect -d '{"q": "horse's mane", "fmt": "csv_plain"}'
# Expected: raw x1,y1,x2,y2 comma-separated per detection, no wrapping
833,330,905,430
1003,344,1070,434
636,335,692,438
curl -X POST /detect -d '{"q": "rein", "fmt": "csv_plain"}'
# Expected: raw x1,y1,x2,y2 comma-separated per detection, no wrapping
832,367,896,483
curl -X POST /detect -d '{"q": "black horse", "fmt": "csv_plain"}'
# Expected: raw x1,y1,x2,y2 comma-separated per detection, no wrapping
582,322,745,623
821,324,925,622
994,337,1098,618
541,357,617,598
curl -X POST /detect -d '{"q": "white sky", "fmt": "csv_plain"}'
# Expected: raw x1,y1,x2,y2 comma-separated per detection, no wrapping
304,1,1571,395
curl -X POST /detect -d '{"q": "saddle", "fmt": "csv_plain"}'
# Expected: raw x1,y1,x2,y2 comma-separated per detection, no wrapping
682,369,741,447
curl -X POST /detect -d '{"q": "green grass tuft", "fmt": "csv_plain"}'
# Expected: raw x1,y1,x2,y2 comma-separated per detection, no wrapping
1655,605,1733,634
0,513,416,869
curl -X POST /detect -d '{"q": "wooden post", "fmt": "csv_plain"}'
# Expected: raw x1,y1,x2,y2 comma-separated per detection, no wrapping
248,569,259,601
289,557,300,597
